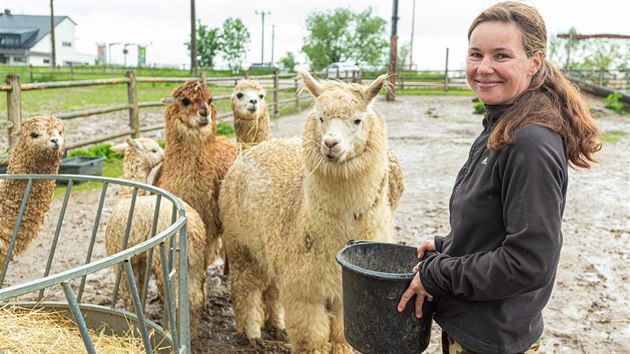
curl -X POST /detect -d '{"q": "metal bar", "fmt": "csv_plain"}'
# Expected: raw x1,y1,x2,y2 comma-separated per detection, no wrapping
124,261,154,354
141,196,163,310
177,207,190,351
0,179,33,287
111,188,139,307
78,182,109,302
160,242,179,350
37,179,74,301
62,282,97,354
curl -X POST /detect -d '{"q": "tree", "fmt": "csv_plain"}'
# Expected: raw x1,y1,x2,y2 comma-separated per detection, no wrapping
220,18,251,71
301,7,388,70
279,51,298,71
186,21,221,68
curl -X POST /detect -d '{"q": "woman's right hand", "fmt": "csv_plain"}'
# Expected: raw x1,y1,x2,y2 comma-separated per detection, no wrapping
417,239,436,260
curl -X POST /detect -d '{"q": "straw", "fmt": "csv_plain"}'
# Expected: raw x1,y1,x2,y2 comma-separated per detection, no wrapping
0,305,166,354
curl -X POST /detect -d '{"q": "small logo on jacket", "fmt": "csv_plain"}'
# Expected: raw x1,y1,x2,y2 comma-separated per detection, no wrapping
481,157,488,165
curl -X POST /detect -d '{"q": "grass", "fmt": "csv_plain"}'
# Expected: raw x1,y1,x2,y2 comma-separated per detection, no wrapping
397,88,475,96
600,129,626,143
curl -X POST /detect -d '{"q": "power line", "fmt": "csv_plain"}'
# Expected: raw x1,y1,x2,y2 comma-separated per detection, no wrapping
255,10,271,63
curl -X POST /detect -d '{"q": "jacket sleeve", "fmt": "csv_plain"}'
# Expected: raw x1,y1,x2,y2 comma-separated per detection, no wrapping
422,126,566,301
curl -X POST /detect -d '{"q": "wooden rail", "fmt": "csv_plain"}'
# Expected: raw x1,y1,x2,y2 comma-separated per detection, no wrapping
1,71,318,163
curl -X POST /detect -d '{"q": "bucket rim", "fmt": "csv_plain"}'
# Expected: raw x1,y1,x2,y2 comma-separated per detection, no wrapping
336,241,417,281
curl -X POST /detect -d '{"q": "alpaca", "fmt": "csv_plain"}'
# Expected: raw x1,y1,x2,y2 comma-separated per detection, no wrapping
219,70,396,353
106,137,207,338
153,80,237,267
0,116,65,265
231,79,271,153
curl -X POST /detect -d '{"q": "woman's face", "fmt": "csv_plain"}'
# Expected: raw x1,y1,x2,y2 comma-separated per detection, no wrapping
466,21,542,105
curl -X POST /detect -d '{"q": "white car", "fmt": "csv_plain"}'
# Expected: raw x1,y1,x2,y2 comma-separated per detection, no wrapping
325,62,360,79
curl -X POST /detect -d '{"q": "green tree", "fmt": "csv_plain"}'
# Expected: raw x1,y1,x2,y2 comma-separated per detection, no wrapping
301,7,388,70
279,51,298,71
194,21,221,68
219,18,251,71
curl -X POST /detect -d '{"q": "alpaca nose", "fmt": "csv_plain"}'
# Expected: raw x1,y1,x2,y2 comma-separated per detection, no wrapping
50,137,58,146
249,98,258,104
199,107,208,117
324,138,338,148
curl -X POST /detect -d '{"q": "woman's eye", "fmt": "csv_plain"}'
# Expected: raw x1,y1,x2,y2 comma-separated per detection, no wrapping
236,93,244,99
182,98,191,106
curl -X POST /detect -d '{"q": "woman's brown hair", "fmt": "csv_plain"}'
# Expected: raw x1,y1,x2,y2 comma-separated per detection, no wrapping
469,1,601,168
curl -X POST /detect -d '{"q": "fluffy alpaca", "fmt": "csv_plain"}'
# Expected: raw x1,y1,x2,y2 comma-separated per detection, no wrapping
106,137,207,337
153,80,237,267
219,70,395,353
231,79,271,153
0,116,64,265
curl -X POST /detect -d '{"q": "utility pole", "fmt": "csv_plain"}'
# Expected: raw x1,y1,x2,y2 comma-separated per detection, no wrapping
255,10,271,64
271,24,275,64
49,0,56,67
387,0,399,101
190,0,197,74
409,0,416,71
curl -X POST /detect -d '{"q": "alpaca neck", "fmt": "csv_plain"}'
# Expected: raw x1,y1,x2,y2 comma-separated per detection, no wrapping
235,112,271,147
118,164,153,197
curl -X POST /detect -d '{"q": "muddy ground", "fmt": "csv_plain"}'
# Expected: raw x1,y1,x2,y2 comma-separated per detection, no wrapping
2,94,629,353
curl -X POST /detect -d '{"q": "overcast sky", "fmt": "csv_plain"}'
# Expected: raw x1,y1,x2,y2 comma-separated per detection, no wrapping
4,0,630,70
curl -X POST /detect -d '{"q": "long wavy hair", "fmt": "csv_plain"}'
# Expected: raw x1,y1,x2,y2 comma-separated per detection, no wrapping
469,1,601,168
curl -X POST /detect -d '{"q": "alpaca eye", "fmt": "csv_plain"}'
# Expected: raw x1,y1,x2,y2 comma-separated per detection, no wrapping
31,132,40,138
353,119,362,126
182,98,191,106
319,117,324,123
236,93,244,99
152,148,159,153
208,98,213,104
259,94,264,99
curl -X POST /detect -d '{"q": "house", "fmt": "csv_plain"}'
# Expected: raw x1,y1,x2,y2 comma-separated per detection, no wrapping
0,8,94,66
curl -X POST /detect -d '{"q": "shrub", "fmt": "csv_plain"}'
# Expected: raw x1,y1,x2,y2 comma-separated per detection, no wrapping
473,100,485,114
604,92,624,114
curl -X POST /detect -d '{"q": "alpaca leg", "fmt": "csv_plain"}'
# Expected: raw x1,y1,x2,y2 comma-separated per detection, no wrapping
228,242,268,341
263,281,286,341
186,260,207,339
284,299,332,354
329,297,353,354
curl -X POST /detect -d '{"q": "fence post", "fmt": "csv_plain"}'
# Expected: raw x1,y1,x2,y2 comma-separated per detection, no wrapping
70,62,74,81
6,74,22,149
152,64,156,88
28,65,33,83
444,47,450,95
199,71,206,83
273,70,280,117
126,71,140,138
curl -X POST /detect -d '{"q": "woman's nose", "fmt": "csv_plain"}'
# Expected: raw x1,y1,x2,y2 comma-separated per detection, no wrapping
477,57,494,74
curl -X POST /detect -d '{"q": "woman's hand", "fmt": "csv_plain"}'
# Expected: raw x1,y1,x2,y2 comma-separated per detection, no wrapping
397,271,433,318
417,239,436,260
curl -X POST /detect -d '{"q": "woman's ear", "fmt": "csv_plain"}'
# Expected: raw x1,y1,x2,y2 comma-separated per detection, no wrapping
530,50,543,76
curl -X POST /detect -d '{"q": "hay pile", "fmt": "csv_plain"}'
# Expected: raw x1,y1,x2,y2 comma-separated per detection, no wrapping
0,305,155,353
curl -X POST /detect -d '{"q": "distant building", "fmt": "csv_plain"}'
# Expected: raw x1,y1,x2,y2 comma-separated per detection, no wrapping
0,8,94,66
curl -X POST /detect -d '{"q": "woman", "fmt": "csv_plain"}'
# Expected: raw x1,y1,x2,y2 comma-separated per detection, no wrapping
397,2,601,353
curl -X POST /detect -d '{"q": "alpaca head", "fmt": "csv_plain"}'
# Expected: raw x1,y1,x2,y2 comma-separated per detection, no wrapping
231,79,267,119
10,115,65,167
110,137,163,182
297,69,388,177
161,79,216,134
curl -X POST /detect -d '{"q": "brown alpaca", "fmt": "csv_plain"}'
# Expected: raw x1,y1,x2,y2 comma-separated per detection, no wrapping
0,116,65,265
154,80,236,267
231,79,271,153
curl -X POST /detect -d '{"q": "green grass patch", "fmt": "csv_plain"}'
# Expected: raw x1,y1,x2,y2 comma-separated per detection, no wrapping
397,88,475,96
600,130,626,143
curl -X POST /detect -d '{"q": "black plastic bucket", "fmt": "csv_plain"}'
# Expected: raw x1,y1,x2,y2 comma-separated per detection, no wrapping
336,241,435,354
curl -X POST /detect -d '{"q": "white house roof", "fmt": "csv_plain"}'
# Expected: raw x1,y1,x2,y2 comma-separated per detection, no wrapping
0,10,76,49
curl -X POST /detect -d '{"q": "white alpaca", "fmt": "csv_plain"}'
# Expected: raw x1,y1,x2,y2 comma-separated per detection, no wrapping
219,70,396,353
105,137,207,338
231,79,271,153
0,116,64,265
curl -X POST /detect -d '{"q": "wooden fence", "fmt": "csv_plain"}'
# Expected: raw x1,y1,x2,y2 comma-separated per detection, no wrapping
0,71,314,163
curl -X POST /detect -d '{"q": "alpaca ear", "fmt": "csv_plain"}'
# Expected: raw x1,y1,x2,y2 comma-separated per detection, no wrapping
364,74,389,104
161,96,177,105
125,137,141,150
296,69,322,98
110,142,128,154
